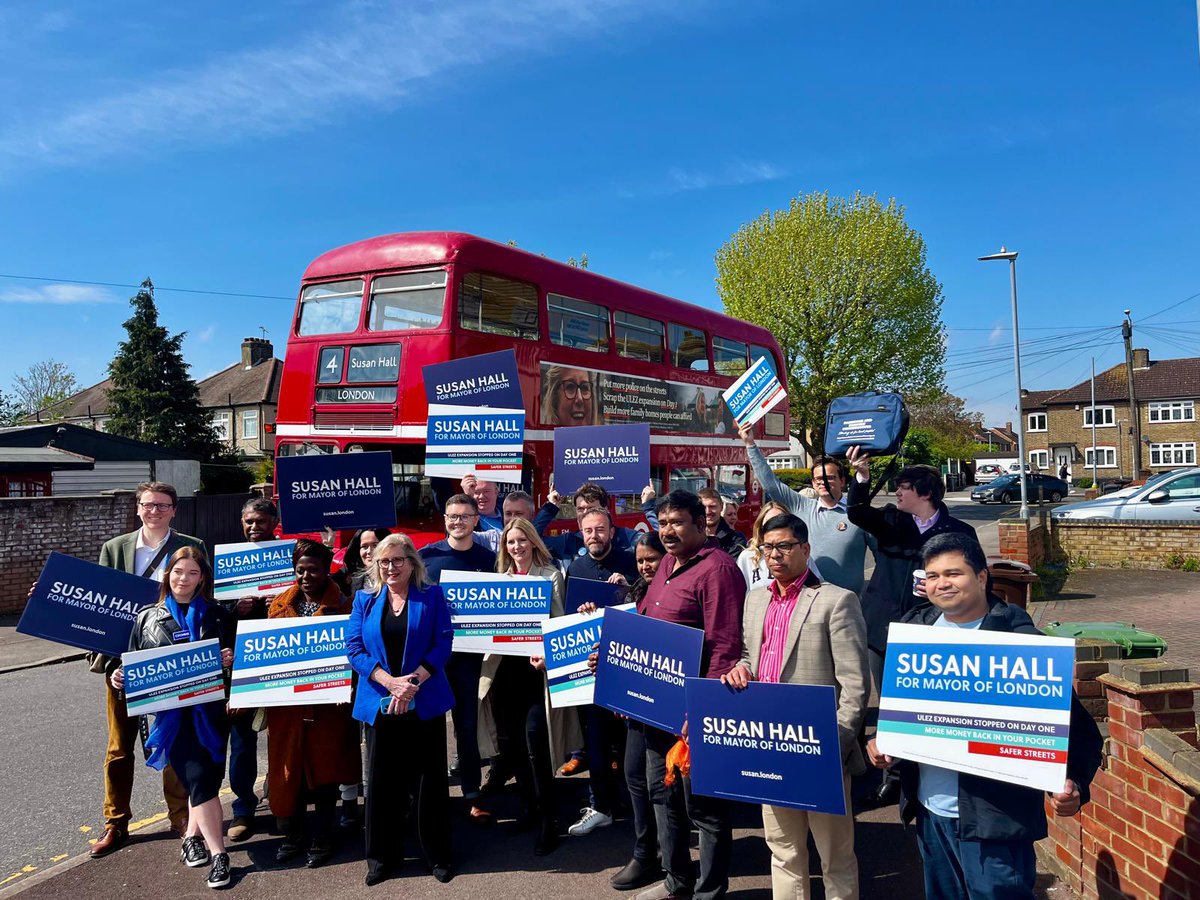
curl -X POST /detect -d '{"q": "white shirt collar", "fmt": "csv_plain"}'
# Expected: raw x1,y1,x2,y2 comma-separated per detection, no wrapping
136,528,172,551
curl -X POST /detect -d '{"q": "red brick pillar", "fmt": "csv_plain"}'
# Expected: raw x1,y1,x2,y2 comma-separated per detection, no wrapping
997,518,1032,564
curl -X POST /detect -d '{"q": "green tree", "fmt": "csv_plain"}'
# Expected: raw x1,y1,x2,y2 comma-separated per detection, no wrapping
907,387,988,462
0,388,23,426
106,278,225,460
12,359,78,416
715,191,945,457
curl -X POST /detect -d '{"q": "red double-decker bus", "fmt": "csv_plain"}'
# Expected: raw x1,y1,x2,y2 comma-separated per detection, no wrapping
275,232,790,544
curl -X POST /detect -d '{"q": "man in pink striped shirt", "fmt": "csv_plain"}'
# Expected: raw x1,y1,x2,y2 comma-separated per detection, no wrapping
723,512,870,900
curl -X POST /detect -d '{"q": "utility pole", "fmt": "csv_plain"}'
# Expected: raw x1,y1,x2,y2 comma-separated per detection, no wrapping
1090,358,1098,489
1122,310,1142,477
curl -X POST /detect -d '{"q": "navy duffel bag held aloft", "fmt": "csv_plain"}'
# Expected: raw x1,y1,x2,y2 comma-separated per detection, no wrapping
823,391,910,458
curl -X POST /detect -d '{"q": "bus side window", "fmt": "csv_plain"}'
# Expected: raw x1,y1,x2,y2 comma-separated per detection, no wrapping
750,344,778,375
717,465,748,503
615,312,664,363
459,272,539,340
668,467,712,495
713,337,748,377
548,293,609,353
669,323,710,372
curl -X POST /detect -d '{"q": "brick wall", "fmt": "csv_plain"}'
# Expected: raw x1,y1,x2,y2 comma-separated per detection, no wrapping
996,514,1050,567
0,494,138,615
1049,519,1200,569
1036,659,1200,899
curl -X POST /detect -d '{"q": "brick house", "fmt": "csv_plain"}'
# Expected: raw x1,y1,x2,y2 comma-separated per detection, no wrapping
1021,349,1200,480
33,338,281,459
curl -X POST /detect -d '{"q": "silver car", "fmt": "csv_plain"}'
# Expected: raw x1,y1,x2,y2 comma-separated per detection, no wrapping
1051,467,1200,522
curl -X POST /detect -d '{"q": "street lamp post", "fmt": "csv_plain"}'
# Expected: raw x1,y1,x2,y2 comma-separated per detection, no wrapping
979,247,1030,520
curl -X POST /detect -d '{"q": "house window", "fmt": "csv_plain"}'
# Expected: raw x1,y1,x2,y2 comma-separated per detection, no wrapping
1027,413,1047,432
213,412,230,441
1083,406,1115,427
1029,450,1049,469
1148,401,1195,423
241,409,259,439
1149,442,1196,467
1084,446,1117,468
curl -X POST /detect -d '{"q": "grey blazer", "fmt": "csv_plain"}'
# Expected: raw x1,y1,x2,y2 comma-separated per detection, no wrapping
739,580,871,775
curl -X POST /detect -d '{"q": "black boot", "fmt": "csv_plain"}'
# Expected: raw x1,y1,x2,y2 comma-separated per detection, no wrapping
275,817,305,863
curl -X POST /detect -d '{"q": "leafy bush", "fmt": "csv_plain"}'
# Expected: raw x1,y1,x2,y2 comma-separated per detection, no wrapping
1074,477,1095,489
773,468,812,490
1166,553,1200,572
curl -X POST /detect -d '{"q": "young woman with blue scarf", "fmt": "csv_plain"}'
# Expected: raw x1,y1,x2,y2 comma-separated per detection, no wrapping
110,546,236,890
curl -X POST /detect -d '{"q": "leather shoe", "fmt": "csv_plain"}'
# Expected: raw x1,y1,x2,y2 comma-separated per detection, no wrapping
468,805,494,826
634,882,692,900
89,827,127,858
227,815,254,842
432,865,453,883
873,778,901,807
558,757,587,776
611,858,663,891
364,867,389,886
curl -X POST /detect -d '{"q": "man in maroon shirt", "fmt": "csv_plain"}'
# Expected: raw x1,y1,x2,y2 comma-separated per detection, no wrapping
632,489,746,900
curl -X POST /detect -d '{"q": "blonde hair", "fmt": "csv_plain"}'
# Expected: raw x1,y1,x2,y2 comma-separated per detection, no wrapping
370,533,430,591
540,365,599,426
496,517,554,573
747,501,788,567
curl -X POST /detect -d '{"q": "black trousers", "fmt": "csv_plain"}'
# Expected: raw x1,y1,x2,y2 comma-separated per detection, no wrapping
491,656,554,820
364,711,452,874
624,720,659,864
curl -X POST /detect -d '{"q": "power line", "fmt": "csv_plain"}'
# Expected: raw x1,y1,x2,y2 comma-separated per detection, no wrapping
1139,288,1200,323
0,273,294,302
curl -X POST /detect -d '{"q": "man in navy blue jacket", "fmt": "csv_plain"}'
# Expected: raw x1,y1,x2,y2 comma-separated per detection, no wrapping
532,481,658,565
867,533,1103,900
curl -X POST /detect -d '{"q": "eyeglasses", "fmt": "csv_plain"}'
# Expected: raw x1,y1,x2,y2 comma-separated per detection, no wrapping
138,502,174,512
378,558,411,569
560,380,592,399
445,513,478,523
760,541,803,556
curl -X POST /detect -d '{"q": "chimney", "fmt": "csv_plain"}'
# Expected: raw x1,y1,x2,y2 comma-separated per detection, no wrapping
1005,421,1012,433
1132,347,1150,370
241,337,273,369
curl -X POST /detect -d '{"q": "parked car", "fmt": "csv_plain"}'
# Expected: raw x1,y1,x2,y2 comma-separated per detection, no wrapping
1051,467,1200,522
974,464,1004,484
971,473,1069,504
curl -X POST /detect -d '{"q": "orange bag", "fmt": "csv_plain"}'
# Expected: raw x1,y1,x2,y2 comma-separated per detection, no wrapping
664,738,691,786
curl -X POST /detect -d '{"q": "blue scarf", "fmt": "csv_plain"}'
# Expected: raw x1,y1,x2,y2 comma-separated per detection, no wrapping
143,594,226,772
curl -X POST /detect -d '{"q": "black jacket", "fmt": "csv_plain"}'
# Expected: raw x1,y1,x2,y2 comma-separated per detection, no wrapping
894,597,1104,843
846,479,978,652
128,601,235,654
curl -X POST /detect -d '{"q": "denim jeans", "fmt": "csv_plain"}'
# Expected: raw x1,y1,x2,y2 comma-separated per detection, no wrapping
227,712,259,817
917,808,1035,900
446,653,483,797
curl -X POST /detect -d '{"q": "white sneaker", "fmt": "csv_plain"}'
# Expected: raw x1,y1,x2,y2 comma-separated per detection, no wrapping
567,807,613,836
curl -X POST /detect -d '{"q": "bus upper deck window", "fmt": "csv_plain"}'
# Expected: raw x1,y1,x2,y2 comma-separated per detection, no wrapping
751,345,778,375
615,312,664,363
548,293,609,352
713,337,748,377
669,323,709,371
459,272,539,340
297,279,365,336
368,271,446,331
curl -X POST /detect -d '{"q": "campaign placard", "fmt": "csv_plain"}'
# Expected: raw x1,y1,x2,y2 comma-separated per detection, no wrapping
17,552,160,657
542,609,606,708
423,349,524,409
876,623,1076,792
553,423,650,494
593,608,703,733
721,356,786,429
123,639,225,715
229,615,352,708
425,404,525,484
276,451,396,534
565,577,629,612
440,571,554,656
213,540,297,602
686,679,847,814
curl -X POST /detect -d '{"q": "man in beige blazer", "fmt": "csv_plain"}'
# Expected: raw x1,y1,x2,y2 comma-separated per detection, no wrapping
722,512,870,900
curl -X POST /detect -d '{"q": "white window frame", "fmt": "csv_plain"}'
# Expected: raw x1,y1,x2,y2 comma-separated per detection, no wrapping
1028,450,1049,469
240,409,259,440
1026,412,1047,432
1084,446,1117,468
1148,400,1195,423
1083,406,1115,428
1149,442,1197,467
213,412,230,441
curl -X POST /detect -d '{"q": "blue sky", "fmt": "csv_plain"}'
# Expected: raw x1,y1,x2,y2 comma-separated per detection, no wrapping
1,1,1197,426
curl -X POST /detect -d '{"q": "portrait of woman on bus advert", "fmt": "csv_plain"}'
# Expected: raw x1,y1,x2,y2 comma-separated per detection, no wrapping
540,365,600,427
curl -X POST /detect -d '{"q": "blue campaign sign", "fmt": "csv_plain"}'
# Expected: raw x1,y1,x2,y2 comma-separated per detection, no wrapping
18,552,161,656
276,450,396,534
566,577,629,611
425,404,525,484
542,610,604,708
593,607,703,733
687,679,847,815
213,539,297,602
721,356,786,429
554,423,651,494
123,639,226,715
423,349,524,409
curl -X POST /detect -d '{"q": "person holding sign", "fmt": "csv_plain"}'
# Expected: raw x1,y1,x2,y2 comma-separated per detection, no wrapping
348,533,456,886
332,526,392,596
534,482,657,566
265,541,361,868
110,547,236,890
91,481,202,859
866,534,1102,900
721,514,871,900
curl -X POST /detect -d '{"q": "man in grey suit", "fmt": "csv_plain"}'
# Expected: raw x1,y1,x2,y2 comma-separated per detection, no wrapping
90,481,204,858
722,512,870,900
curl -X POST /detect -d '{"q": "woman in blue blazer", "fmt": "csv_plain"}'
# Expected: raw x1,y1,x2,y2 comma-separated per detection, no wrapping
347,533,455,887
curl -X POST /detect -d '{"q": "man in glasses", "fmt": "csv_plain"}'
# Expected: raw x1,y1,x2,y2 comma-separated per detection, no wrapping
722,513,870,900
89,482,204,858
419,494,497,823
